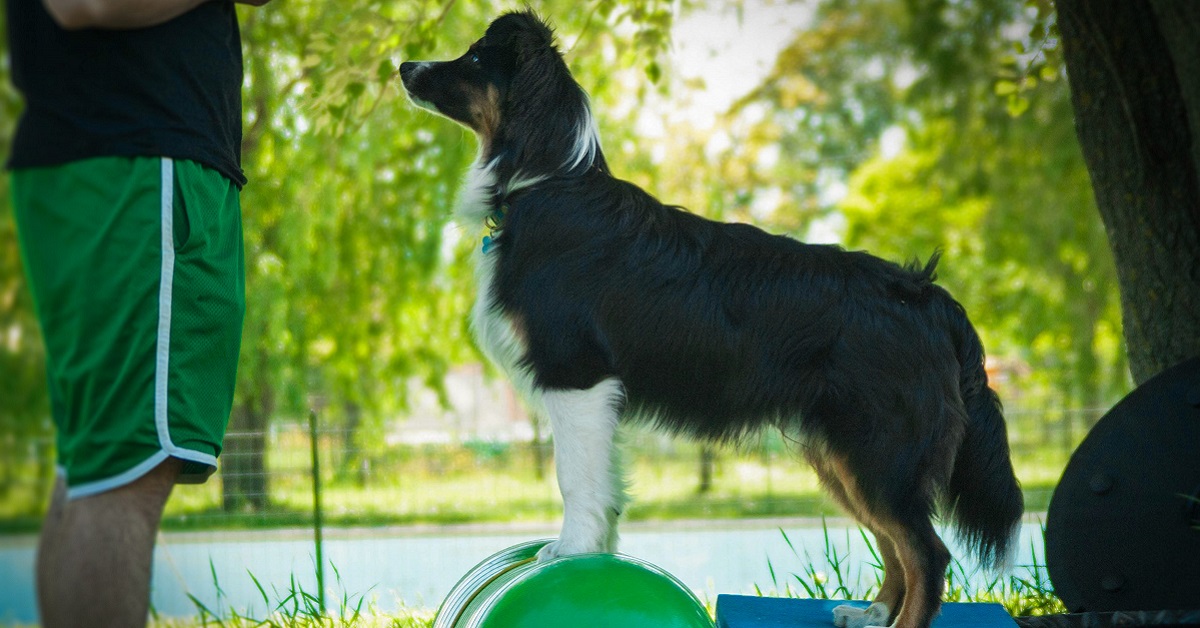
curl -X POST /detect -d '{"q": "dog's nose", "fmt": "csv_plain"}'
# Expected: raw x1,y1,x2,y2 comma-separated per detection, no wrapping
398,61,421,81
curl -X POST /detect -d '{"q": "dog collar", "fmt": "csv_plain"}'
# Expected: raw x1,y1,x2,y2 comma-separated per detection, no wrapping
481,203,507,254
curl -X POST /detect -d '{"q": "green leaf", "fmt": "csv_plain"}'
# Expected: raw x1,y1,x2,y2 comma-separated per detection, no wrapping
994,80,1019,96
1006,93,1031,117
646,60,662,84
377,58,397,83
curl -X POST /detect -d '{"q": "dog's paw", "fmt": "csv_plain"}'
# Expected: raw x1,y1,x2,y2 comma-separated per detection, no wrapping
535,540,565,562
831,604,866,628
831,602,890,628
535,537,604,562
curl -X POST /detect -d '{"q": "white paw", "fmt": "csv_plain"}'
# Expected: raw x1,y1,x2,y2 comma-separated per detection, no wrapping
832,604,866,628
832,602,890,628
535,536,606,562
535,540,563,562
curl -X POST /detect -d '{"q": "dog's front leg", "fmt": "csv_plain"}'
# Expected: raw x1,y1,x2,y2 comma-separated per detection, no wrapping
537,378,627,562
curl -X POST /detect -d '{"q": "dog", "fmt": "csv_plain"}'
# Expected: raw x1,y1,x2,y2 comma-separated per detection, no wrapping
400,10,1023,628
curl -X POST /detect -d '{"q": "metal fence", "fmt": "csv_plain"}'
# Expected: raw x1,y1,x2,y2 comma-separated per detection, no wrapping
1,402,1105,532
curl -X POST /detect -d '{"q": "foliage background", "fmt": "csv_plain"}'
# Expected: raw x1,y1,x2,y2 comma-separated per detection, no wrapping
0,0,1128,514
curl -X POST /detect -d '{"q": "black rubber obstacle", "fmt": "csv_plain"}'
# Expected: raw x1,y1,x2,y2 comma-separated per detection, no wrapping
1045,356,1200,615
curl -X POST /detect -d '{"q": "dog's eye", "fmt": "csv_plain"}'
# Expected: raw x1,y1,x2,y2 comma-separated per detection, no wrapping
470,53,480,64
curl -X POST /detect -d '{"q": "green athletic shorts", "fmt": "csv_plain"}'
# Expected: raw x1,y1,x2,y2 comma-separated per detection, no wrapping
11,156,245,500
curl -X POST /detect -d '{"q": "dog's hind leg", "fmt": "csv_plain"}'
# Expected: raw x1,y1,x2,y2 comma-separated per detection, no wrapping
823,456,949,628
831,533,907,628
870,534,906,621
809,454,903,628
867,514,950,628
537,378,628,561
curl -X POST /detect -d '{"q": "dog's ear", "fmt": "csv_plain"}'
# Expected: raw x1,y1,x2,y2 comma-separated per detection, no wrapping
499,11,599,172
508,9,557,64
483,9,556,72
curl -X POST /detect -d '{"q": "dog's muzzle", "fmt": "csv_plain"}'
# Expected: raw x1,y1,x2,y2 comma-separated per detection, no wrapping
398,62,438,113
398,61,429,84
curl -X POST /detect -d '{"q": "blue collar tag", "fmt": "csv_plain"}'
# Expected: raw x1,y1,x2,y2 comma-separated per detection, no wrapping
481,205,506,254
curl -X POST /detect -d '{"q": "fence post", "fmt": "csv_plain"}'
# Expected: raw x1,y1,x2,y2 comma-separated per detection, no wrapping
309,408,326,613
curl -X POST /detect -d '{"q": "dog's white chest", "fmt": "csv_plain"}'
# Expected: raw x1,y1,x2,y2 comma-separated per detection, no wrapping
469,251,536,399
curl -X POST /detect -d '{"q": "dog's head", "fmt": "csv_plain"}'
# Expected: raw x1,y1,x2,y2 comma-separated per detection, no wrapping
399,10,602,176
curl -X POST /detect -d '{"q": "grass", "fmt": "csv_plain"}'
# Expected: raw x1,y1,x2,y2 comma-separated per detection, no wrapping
159,430,849,529
149,561,436,628
141,522,1064,627
758,521,1066,618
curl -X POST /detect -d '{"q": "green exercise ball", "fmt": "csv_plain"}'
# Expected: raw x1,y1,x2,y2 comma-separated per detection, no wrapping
435,539,714,628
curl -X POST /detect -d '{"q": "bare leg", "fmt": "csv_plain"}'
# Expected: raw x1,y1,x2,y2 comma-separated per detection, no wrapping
37,457,182,628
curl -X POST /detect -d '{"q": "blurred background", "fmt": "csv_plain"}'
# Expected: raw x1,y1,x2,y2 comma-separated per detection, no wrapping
0,0,1127,623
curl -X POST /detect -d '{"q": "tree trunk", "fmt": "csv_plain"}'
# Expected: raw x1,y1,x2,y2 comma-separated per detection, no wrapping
340,400,367,486
531,411,547,482
698,445,715,494
1057,0,1200,385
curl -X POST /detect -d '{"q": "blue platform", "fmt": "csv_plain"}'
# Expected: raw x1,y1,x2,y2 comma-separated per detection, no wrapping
715,595,1017,627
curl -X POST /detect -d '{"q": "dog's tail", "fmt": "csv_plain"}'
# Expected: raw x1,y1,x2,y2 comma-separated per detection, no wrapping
944,301,1024,572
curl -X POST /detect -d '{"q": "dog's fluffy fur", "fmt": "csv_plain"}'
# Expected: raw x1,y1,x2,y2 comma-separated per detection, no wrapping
400,11,1023,628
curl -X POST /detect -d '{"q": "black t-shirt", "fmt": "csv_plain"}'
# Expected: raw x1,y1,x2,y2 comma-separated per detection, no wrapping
4,0,246,187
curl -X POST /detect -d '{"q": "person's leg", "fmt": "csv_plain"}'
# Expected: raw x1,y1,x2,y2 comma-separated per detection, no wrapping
37,457,182,628
34,476,66,625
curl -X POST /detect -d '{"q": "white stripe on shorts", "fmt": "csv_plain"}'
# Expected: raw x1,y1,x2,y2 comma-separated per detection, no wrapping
154,158,219,470
155,157,176,450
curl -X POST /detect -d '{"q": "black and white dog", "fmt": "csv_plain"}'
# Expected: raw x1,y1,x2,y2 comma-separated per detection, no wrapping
400,11,1022,628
